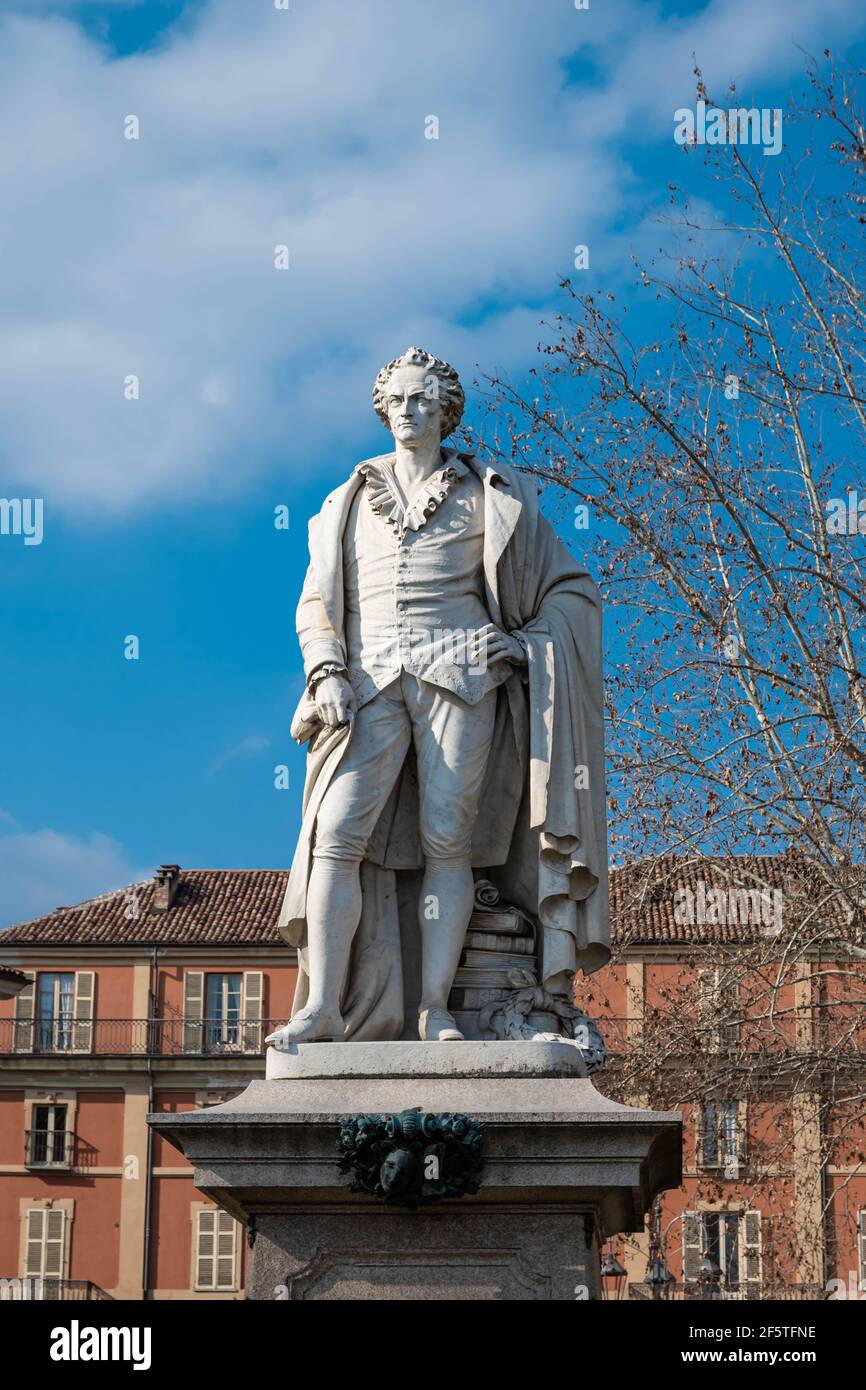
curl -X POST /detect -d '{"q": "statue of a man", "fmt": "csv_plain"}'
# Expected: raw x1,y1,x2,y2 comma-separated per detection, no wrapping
267,347,609,1047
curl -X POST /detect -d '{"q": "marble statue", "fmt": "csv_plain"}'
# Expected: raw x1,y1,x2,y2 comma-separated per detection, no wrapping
266,347,609,1048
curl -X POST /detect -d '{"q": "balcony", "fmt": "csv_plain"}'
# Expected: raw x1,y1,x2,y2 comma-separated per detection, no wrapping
628,1282,824,1301
0,1017,282,1057
2,1016,638,1057
0,1277,111,1301
24,1128,75,1169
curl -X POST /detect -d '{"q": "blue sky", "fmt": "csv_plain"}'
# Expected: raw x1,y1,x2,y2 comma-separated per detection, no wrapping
1,0,864,926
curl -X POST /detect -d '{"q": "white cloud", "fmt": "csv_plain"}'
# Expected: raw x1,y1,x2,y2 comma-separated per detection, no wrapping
0,827,151,928
0,0,862,513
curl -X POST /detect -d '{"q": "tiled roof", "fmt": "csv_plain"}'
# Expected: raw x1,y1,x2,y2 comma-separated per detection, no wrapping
0,855,857,948
610,851,855,945
0,870,289,946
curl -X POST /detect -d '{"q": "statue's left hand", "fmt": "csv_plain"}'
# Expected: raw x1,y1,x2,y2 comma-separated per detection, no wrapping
472,623,527,667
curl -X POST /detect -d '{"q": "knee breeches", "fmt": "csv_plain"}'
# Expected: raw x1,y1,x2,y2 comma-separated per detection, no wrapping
312,672,496,865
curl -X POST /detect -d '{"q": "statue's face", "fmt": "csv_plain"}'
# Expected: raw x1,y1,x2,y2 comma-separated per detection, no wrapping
380,1147,415,1194
384,365,442,447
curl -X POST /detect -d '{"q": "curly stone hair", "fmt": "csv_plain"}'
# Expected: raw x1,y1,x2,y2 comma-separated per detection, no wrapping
372,346,465,440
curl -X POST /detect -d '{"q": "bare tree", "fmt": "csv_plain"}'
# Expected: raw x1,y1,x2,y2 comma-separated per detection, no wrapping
475,55,866,1297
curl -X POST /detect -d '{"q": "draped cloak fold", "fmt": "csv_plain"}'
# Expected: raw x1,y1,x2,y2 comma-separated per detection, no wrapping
277,452,609,1040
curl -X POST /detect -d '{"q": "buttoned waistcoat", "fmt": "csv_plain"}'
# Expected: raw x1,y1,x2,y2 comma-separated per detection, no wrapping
340,454,513,707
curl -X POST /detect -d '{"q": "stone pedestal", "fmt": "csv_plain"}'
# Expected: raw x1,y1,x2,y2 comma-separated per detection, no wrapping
149,1041,681,1301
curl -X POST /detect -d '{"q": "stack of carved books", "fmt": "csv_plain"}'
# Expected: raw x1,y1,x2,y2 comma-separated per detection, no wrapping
449,888,537,1012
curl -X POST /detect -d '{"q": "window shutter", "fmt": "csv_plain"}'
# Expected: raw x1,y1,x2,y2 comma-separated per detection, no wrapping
698,970,720,1053
699,967,739,1050
44,1209,65,1278
682,1211,702,1284
242,972,264,1052
736,1101,748,1165
72,972,95,1053
698,969,715,1021
194,1209,236,1291
13,979,34,1053
719,969,741,1047
24,1209,45,1277
216,1212,237,1289
721,1102,740,1178
184,972,204,1053
195,1209,216,1289
23,1208,66,1280
858,1211,866,1294
700,1104,718,1166
742,1210,762,1291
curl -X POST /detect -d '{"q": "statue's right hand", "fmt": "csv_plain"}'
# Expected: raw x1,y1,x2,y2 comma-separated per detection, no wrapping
314,673,356,726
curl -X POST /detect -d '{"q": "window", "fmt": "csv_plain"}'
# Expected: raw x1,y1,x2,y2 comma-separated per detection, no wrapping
194,1209,238,1291
204,974,242,1052
36,975,75,1052
704,1213,740,1286
182,971,264,1053
22,1208,68,1281
859,1212,866,1295
698,968,740,1050
683,1210,762,1293
699,1101,744,1173
26,1105,71,1168
13,973,95,1054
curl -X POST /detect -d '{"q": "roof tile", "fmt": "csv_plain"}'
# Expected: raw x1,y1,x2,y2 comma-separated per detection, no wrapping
0,854,857,948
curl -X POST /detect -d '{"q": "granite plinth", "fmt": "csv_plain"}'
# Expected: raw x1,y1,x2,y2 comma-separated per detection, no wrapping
149,1041,682,1301
264,1037,590,1080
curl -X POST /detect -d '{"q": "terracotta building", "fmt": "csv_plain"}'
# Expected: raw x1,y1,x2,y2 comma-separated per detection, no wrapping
0,858,863,1300
0,867,295,1301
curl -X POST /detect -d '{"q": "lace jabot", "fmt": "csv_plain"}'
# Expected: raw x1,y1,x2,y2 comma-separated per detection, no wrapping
356,453,468,536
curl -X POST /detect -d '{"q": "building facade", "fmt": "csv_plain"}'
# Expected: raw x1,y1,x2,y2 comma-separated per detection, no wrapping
0,858,864,1300
0,867,296,1300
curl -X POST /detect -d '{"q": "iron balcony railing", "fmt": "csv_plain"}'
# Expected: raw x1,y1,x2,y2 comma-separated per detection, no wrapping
24,1127,75,1168
0,1017,283,1057
4,1013,860,1057
629,1281,825,1301
0,1277,111,1301
0,1015,640,1057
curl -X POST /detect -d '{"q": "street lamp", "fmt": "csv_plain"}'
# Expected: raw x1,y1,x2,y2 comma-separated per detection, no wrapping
644,1198,677,1300
600,1243,627,1300
645,1249,676,1300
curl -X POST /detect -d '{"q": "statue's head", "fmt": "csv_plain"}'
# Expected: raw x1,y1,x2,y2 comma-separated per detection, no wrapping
372,346,465,446
379,1146,417,1195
